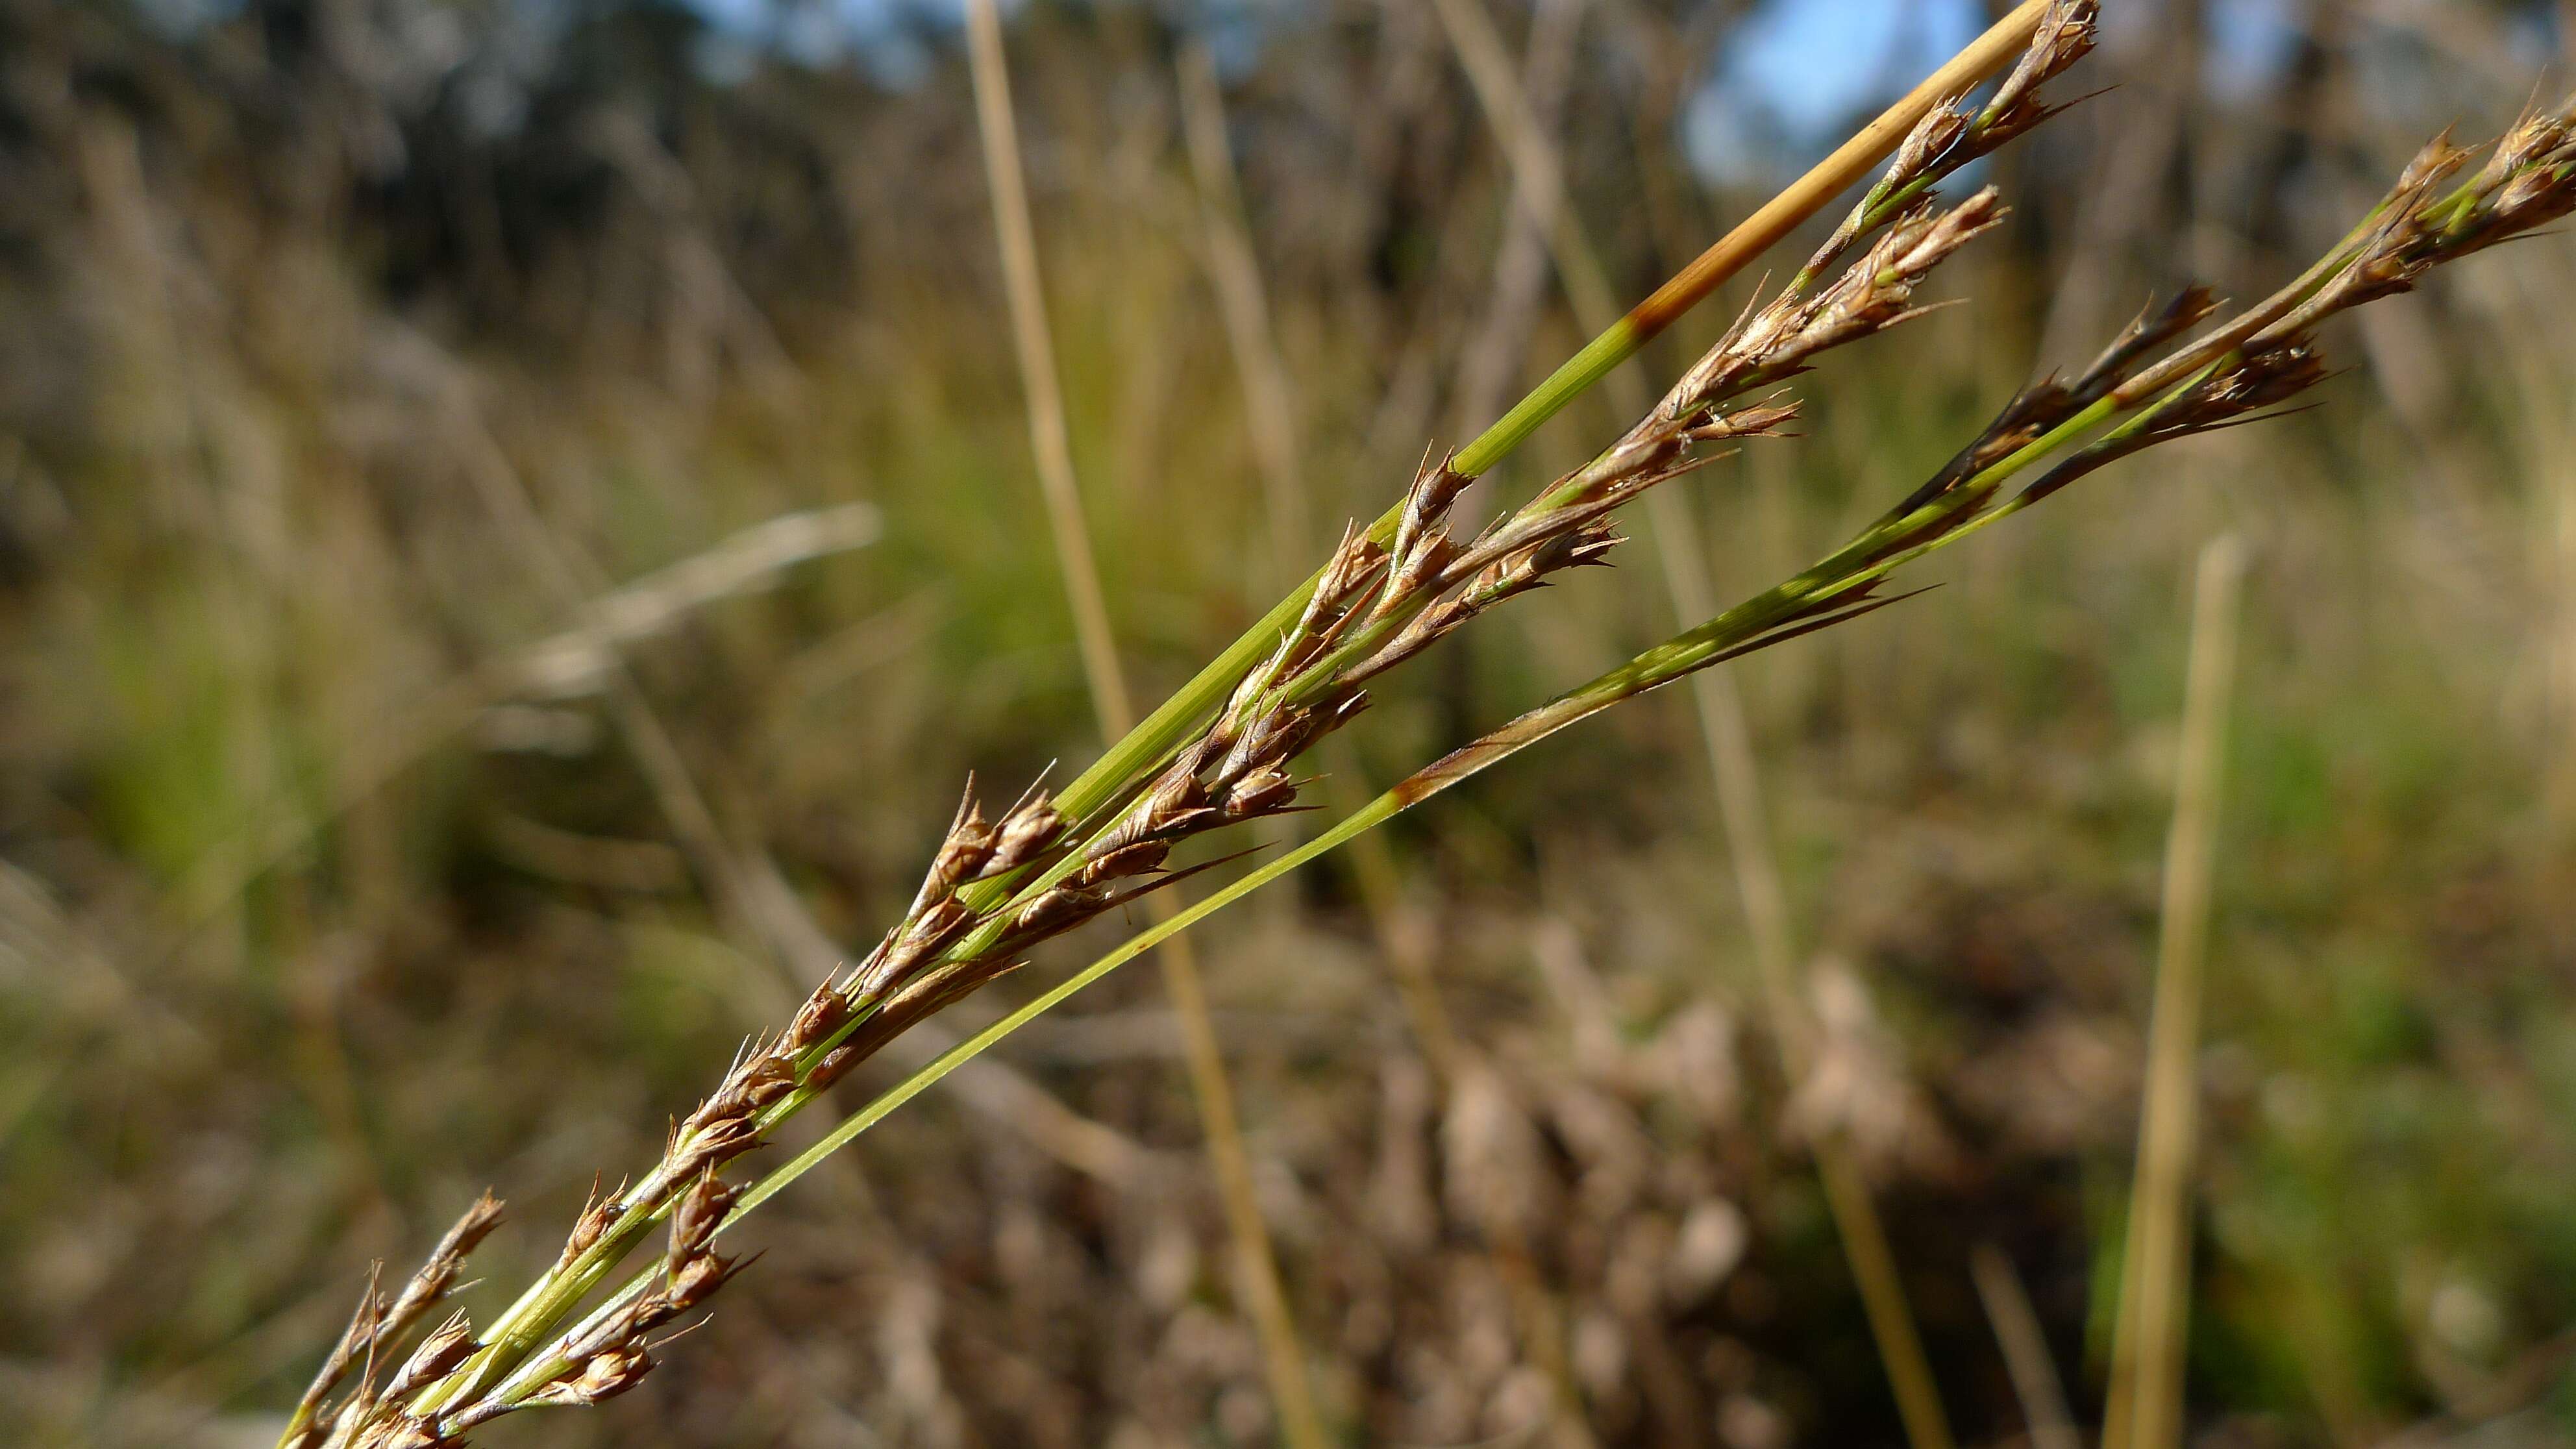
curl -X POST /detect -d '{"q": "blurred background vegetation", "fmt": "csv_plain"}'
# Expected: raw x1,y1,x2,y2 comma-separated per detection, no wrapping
4,0,2575,1445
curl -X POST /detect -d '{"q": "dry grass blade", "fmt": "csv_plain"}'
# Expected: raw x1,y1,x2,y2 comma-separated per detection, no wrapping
502,503,881,697
172,499,882,930
2103,534,2249,1449
1972,1243,2084,1449
1177,40,1311,579
959,3,1331,1445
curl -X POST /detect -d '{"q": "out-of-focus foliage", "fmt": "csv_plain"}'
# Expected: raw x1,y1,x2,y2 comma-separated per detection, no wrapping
3,1,2573,1445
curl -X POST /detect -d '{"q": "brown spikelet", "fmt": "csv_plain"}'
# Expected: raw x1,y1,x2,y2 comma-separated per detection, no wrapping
905,781,997,916
783,979,853,1052
985,787,1065,874
1975,0,2098,145
558,1177,620,1270
386,1313,478,1400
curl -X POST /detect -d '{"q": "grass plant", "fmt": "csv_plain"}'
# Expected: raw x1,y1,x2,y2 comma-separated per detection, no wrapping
247,6,2576,1443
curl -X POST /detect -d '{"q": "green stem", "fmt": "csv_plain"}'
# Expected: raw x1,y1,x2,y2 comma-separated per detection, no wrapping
1453,316,1648,477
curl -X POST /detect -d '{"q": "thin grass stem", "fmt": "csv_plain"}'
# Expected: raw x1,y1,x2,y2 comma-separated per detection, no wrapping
2103,534,2246,1449
1972,1242,2085,1449
960,5,1331,1444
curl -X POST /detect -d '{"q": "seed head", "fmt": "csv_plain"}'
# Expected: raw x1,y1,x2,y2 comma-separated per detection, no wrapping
684,1051,798,1135
557,1180,621,1269
667,1171,734,1267
1977,0,2098,146
1392,449,1472,567
388,1313,478,1398
985,789,1065,874
528,1346,654,1407
1223,766,1297,819
908,785,997,915
783,981,852,1051
1077,837,1172,886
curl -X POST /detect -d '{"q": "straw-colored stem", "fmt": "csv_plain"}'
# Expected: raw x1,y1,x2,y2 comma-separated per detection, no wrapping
963,0,1129,733
1177,42,1311,578
1816,1145,1957,1449
1973,1242,2085,1449
2103,533,2246,1449
961,7,1331,1446
2545,293,2576,830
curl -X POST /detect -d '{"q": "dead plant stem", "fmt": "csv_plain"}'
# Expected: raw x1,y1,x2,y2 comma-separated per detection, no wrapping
963,6,1330,1445
2103,533,2246,1449
1973,1242,2085,1449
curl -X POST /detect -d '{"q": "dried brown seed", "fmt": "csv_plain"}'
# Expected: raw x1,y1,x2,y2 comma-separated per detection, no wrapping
529,1347,654,1407
1315,520,1387,607
1078,838,1171,886
1224,767,1296,819
1011,881,1111,940
557,1180,619,1269
351,1415,445,1449
667,1248,743,1309
906,786,997,915
1392,449,1472,564
985,791,1065,874
667,1171,734,1267
684,1052,798,1134
783,982,852,1051
1977,0,2097,144
901,897,976,952
669,1113,765,1179
388,1313,478,1398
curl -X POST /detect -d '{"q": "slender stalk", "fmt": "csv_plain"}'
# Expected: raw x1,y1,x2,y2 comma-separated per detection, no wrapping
962,0,1126,730
1178,42,1311,578
960,6,1331,1446
1973,1242,2085,1449
2103,534,2247,1449
1817,1146,1956,1449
